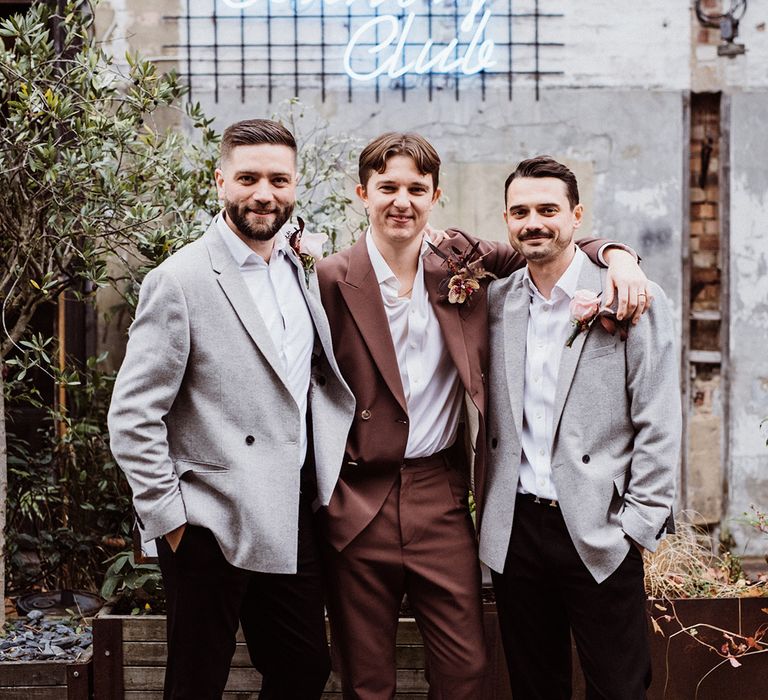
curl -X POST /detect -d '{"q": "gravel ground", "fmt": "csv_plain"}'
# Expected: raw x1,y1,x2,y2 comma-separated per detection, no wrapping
0,609,92,662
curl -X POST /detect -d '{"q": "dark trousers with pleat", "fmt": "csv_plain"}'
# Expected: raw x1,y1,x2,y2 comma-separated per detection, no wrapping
156,492,329,700
491,495,651,700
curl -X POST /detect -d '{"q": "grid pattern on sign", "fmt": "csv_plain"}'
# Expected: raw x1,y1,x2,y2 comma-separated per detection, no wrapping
163,0,564,103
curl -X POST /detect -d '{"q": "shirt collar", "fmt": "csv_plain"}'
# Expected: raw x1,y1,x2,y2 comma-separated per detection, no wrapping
216,211,291,268
365,227,433,289
522,245,587,302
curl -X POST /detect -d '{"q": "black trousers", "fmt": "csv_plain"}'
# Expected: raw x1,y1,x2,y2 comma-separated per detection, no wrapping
491,496,651,700
156,494,330,700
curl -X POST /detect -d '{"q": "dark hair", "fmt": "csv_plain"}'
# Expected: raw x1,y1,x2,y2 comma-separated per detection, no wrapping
503,156,579,209
358,132,441,190
220,119,297,162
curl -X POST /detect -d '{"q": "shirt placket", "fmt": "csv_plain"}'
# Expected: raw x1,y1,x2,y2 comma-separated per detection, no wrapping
533,300,553,492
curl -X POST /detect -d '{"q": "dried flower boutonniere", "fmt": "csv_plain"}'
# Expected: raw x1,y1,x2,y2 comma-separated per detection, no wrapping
287,217,328,286
566,289,631,347
426,230,497,305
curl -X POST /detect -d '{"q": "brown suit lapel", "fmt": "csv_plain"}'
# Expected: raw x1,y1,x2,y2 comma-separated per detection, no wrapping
337,234,408,413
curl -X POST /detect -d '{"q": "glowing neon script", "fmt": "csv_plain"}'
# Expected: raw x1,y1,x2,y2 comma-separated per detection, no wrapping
221,0,498,82
344,10,495,80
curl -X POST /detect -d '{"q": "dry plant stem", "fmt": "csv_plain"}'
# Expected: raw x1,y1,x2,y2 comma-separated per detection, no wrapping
643,510,765,599
654,597,768,699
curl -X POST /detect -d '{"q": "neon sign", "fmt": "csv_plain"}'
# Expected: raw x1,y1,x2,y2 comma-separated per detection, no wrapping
221,0,497,82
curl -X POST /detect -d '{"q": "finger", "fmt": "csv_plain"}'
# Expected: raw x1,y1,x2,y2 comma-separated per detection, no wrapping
615,283,630,320
643,286,655,307
631,293,646,325
602,273,615,309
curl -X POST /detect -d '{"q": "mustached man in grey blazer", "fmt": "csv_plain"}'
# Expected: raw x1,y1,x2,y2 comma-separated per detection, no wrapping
108,119,355,699
480,156,680,699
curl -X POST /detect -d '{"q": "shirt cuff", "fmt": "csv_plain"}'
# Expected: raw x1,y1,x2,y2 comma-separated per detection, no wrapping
597,242,639,266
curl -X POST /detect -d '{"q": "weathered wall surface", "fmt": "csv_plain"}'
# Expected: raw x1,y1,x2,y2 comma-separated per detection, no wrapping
94,0,768,550
727,92,768,544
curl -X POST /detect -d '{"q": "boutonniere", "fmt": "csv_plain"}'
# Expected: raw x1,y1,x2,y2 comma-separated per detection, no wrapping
566,289,631,347
287,217,327,286
426,230,497,305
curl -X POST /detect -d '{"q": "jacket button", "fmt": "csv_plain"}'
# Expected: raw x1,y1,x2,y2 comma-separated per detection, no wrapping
582,454,590,464
317,375,327,386
360,409,372,421
491,438,498,449
245,435,255,445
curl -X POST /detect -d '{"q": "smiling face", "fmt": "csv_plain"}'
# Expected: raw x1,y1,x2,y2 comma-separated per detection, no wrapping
356,154,441,249
215,143,296,244
503,176,583,265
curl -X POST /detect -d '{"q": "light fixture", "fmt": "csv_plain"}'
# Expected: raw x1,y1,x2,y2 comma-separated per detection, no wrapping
695,0,748,57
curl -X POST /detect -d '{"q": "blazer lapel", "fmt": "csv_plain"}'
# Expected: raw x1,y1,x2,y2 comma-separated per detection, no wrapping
288,247,347,381
502,276,530,441
338,234,408,412
424,251,472,391
550,259,604,443
204,222,291,389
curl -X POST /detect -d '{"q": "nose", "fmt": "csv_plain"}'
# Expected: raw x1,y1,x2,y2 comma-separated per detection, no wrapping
393,188,409,208
250,179,274,203
522,212,542,231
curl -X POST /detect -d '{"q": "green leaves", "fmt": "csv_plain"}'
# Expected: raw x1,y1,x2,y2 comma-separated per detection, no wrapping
0,1,221,358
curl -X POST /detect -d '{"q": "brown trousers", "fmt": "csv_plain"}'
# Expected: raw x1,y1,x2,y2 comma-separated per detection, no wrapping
323,456,487,700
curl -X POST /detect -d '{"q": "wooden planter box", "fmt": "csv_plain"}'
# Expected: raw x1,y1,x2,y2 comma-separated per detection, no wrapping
572,597,768,700
0,652,92,699
94,597,768,699
92,603,511,699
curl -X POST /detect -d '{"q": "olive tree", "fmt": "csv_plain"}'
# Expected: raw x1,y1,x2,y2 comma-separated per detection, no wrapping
0,0,219,621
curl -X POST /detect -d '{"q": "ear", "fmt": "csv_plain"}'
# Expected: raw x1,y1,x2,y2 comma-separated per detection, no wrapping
572,203,584,228
431,187,442,205
214,168,225,200
355,183,368,207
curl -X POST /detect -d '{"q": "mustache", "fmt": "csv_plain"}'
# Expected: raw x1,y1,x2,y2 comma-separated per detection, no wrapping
518,229,553,241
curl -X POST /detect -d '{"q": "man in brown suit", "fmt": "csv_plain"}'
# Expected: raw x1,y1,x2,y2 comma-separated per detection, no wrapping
316,133,649,699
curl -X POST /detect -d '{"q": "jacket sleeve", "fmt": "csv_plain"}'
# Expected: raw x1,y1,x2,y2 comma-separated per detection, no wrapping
619,283,681,550
107,266,190,542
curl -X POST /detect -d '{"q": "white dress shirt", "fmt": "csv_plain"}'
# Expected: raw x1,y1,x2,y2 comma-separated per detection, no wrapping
518,246,587,500
217,214,315,465
366,231,463,459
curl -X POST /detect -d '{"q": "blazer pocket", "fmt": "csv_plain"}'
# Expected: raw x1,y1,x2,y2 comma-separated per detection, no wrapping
174,458,229,479
582,343,617,360
613,469,630,497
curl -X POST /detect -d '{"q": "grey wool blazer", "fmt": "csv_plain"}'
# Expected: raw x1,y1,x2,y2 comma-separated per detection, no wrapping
479,258,681,583
108,217,355,574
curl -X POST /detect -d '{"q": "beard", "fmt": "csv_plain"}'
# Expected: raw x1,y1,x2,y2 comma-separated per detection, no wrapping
224,198,294,242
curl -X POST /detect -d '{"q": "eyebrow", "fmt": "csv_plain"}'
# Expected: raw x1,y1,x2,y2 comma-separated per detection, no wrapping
233,170,292,178
508,201,560,210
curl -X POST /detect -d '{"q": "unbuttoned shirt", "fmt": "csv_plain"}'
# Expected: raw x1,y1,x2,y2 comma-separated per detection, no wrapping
518,246,587,500
366,230,463,459
217,213,314,465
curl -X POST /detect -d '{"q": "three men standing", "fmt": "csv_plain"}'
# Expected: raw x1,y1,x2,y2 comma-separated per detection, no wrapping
108,120,355,699
480,156,680,699
108,117,665,700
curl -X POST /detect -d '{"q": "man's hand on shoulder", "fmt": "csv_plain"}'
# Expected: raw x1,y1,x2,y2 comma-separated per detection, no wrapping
165,523,187,553
602,248,654,325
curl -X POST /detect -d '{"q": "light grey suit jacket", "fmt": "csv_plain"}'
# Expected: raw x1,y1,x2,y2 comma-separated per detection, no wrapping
479,258,680,583
108,217,355,574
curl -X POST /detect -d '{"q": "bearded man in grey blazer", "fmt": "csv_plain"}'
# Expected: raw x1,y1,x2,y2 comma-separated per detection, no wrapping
480,156,680,699
108,119,355,699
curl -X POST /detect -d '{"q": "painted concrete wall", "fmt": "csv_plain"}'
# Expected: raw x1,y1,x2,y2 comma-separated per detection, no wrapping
727,92,768,547
94,0,768,551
